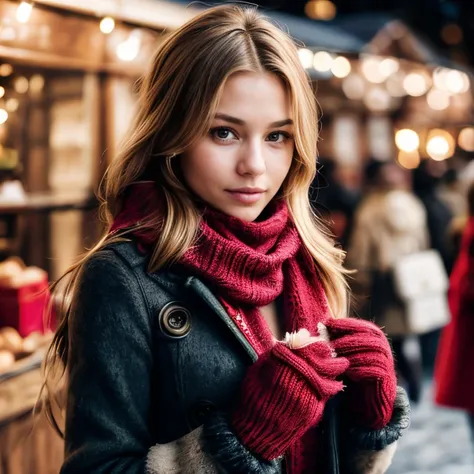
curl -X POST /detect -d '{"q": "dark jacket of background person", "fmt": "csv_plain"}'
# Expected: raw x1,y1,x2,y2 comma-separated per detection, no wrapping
310,159,360,249
435,185,474,415
413,162,454,273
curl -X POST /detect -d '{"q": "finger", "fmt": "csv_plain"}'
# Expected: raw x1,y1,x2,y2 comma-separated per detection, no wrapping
331,335,392,356
327,318,384,338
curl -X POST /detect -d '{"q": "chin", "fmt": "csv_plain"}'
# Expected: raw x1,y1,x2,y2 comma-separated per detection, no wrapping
219,204,265,222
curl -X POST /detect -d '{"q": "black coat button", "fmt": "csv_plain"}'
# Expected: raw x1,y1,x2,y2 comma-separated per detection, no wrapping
158,302,191,339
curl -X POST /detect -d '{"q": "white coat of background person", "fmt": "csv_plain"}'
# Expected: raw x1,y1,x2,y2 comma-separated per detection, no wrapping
347,160,429,403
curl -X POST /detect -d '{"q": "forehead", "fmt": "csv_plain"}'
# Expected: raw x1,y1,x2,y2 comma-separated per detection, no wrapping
215,71,291,121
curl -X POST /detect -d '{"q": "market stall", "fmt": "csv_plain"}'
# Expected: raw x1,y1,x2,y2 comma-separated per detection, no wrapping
0,1,198,472
296,17,473,190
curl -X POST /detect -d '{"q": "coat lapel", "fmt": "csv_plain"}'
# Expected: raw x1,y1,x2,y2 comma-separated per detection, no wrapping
184,276,258,362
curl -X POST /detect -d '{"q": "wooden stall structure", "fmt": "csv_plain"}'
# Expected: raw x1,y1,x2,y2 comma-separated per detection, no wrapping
0,1,198,472
0,0,199,279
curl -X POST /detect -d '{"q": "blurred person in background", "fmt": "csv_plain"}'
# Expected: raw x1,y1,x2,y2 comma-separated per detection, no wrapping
413,159,454,272
347,160,429,403
438,167,468,220
445,160,474,259
413,160,455,374
435,182,474,445
40,5,409,474
310,157,360,248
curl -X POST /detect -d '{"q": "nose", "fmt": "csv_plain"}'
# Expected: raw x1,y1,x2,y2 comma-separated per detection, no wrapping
236,139,266,177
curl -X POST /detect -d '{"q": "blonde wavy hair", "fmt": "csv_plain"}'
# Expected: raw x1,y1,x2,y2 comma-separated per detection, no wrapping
41,3,349,435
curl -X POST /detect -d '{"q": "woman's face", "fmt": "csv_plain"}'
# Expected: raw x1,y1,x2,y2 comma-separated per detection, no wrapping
180,71,295,222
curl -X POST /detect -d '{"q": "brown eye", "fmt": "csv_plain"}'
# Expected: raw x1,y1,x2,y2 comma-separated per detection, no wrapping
267,131,289,143
210,127,237,141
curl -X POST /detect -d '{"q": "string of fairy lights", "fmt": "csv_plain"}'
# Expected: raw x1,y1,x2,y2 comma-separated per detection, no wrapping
11,1,143,61
296,48,474,168
0,0,148,128
1,0,474,170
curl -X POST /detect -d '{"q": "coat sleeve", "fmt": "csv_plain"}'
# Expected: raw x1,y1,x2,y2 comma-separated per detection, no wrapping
339,386,411,474
458,236,474,307
346,204,376,315
61,250,154,474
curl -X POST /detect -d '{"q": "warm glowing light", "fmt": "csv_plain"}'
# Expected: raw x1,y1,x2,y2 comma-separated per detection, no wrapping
426,129,455,161
313,51,333,72
13,76,29,94
116,30,142,62
16,1,33,23
445,70,470,94
433,68,448,91
361,56,385,84
29,74,44,94
342,74,365,100
426,89,450,111
427,137,449,160
331,56,351,78
0,109,8,125
458,127,474,152
0,64,13,77
379,57,399,77
0,87,4,98
403,72,429,96
298,48,314,69
395,129,420,152
6,98,19,112
363,87,391,111
100,16,115,34
386,73,407,97
305,0,337,21
397,150,420,170
433,67,470,94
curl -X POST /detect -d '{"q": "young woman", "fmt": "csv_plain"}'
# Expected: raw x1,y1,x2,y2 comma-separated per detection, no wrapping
43,5,410,474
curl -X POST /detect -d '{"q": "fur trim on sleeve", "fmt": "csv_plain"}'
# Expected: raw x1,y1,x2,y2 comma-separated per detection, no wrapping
346,386,411,451
201,413,282,474
348,441,398,474
341,386,410,474
145,426,218,474
146,415,282,474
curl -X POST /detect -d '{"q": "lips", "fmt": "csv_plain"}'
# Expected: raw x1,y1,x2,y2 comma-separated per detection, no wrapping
225,188,266,204
227,187,266,194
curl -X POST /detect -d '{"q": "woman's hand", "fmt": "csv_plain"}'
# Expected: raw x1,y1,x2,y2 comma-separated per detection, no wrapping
231,328,349,461
326,317,398,429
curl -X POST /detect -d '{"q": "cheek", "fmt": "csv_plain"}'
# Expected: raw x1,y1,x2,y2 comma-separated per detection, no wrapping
270,148,293,184
180,143,223,189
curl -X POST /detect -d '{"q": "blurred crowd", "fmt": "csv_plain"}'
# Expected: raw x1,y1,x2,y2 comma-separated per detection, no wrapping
312,156,474,441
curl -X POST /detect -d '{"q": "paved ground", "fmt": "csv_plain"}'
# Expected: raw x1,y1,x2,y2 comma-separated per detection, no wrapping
388,380,474,474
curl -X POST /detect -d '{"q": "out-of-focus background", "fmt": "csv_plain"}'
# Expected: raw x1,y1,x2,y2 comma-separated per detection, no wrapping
0,1,473,473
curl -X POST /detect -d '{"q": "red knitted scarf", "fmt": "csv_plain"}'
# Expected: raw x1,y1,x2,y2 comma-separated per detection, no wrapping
110,182,332,353
110,181,330,473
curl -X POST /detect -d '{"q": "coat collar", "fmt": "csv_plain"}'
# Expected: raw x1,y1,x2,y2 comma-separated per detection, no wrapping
146,268,258,363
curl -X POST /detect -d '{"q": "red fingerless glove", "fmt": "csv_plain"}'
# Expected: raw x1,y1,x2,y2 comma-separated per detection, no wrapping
326,318,397,430
232,334,349,461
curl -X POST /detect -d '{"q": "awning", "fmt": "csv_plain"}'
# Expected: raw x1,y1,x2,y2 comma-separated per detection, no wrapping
167,1,364,53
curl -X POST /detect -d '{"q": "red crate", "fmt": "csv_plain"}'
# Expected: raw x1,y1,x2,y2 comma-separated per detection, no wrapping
0,278,54,337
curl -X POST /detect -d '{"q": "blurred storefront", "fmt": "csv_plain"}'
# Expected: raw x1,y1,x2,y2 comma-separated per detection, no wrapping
0,1,197,472
0,0,199,280
299,17,473,190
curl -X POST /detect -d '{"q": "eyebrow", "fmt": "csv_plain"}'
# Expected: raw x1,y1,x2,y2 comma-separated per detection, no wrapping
214,113,293,128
